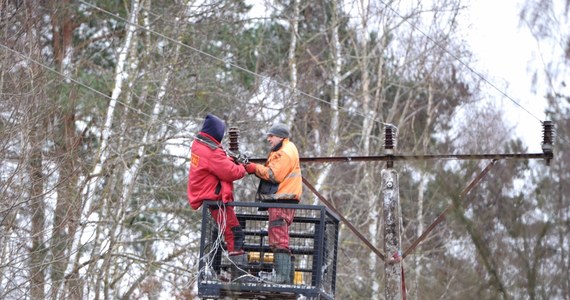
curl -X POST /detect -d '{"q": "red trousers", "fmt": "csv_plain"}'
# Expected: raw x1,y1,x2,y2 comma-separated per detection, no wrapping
209,205,243,253
268,207,295,251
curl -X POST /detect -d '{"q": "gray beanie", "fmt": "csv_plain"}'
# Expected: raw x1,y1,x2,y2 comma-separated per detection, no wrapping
266,123,290,138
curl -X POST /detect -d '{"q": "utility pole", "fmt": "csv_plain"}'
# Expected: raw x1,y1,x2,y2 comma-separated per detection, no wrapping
382,125,403,300
378,121,554,300
248,121,555,299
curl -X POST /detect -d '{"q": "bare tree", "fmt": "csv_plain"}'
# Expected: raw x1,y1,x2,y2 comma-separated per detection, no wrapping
2,0,559,298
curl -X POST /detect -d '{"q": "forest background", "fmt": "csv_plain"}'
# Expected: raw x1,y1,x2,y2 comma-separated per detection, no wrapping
1,0,569,299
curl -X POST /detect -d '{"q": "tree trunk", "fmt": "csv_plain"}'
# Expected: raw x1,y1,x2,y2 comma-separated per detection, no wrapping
51,104,82,300
29,105,47,300
47,1,82,298
285,0,299,125
314,0,341,199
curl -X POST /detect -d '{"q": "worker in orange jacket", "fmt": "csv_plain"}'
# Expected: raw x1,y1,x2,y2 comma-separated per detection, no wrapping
244,123,302,284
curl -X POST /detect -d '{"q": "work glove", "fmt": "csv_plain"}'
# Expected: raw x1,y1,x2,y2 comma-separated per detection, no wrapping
244,163,256,174
229,151,249,164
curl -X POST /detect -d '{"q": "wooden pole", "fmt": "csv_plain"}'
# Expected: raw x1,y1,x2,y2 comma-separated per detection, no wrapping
383,125,402,300
382,168,402,300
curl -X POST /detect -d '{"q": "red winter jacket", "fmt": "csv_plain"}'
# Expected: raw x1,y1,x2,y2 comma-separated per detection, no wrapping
187,132,247,210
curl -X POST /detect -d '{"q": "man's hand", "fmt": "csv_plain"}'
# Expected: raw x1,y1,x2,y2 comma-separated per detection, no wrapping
228,150,249,164
244,163,256,174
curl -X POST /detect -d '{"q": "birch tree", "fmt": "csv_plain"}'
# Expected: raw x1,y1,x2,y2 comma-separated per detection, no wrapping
2,0,561,298
351,0,384,297
334,0,475,297
313,0,342,198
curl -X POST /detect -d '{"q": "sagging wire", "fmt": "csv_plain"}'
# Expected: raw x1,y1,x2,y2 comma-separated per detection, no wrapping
376,0,544,125
79,0,560,155
0,42,189,143
76,0,395,129
377,1,567,153
4,2,554,151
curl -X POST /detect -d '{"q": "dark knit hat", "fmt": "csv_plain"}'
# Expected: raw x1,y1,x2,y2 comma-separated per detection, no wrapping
201,114,226,142
266,123,290,138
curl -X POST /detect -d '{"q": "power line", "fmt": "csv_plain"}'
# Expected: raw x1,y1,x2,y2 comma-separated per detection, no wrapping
0,43,160,124
81,0,551,141
376,0,544,124
6,1,557,146
77,0,393,128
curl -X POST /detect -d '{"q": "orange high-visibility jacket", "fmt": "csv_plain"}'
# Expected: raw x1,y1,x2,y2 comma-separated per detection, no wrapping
254,139,302,201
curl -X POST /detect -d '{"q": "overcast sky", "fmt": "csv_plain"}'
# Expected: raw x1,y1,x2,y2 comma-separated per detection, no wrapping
464,0,550,153
244,0,558,152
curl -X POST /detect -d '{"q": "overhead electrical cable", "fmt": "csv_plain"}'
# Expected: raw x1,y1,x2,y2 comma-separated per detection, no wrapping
4,1,559,149
0,43,158,124
77,0,394,128
3,4,558,291
8,0,549,142
376,0,544,124
79,0,555,149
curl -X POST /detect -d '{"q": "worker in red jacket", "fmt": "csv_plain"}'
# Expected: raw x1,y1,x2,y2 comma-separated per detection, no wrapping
244,123,302,284
187,114,250,282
